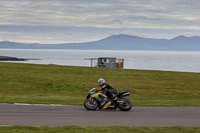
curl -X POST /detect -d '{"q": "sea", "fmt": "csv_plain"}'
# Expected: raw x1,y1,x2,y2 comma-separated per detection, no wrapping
0,49,200,73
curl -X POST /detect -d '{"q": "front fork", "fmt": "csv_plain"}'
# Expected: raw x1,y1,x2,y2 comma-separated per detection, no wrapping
89,97,95,104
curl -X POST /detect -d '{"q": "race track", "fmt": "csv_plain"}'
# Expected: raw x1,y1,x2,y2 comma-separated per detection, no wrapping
0,103,200,127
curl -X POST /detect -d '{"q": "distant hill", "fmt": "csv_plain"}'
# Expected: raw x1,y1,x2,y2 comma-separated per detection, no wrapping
0,34,200,51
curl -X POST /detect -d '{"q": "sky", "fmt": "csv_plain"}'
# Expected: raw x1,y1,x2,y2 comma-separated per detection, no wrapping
1,0,200,44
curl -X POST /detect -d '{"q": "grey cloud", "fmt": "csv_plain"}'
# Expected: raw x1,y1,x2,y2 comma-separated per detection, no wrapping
1,0,200,43
1,0,200,28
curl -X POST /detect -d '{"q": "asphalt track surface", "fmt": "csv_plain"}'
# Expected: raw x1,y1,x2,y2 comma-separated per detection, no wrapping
0,103,200,127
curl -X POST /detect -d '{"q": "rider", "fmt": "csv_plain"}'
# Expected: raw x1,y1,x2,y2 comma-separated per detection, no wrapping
97,78,118,101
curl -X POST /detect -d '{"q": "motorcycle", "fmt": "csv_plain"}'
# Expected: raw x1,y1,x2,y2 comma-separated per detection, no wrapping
84,88,132,111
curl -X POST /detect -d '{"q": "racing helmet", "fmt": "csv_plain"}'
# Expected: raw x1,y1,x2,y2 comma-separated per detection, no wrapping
98,78,105,87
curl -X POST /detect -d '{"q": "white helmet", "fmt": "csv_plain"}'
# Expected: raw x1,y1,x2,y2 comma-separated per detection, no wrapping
98,78,105,87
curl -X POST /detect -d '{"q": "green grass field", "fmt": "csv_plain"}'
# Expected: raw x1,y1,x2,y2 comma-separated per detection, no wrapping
0,62,200,107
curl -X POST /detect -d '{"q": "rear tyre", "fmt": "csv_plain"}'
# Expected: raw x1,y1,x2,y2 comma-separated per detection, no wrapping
117,98,132,111
84,98,99,110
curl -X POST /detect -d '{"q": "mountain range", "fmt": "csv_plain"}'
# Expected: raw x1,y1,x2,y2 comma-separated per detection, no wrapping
0,34,200,51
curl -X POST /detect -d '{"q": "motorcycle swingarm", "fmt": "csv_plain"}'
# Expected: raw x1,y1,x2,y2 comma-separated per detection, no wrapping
117,100,125,103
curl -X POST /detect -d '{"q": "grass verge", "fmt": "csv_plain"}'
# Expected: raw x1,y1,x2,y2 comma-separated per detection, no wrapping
0,126,200,133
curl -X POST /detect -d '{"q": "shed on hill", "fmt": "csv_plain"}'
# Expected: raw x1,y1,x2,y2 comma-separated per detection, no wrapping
85,57,124,68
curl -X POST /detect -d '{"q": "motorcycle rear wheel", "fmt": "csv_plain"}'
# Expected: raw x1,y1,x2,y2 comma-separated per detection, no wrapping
84,98,99,110
117,98,132,111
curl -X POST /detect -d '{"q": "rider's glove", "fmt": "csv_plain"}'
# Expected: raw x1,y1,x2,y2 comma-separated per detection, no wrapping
97,88,102,91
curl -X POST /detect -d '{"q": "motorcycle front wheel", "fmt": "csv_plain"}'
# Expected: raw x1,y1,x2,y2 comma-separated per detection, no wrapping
117,98,132,111
84,98,99,110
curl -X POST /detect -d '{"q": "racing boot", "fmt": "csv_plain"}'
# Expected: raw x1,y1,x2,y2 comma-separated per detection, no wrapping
112,93,117,101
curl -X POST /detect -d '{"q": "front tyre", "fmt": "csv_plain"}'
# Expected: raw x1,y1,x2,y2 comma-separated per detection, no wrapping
117,98,132,111
84,98,99,110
